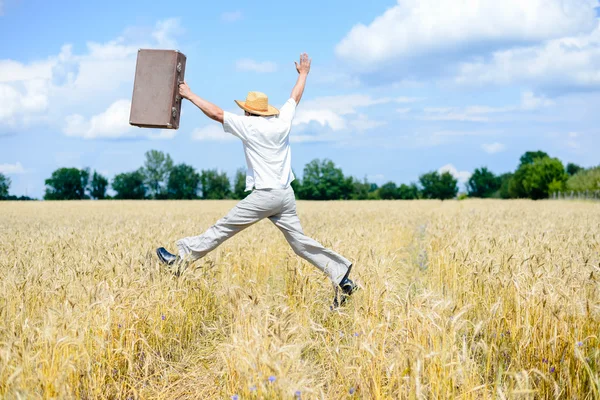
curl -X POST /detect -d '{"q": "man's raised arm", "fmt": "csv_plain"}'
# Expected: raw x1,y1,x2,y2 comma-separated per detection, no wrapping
291,53,311,105
178,82,224,123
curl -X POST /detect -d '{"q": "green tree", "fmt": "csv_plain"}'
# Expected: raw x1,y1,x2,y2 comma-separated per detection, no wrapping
112,169,147,199
566,162,583,176
397,183,420,200
351,178,378,200
232,168,249,200
519,150,549,167
496,173,513,199
199,169,231,199
167,163,200,199
419,171,458,200
143,150,173,199
297,159,354,200
90,171,109,200
466,167,500,198
0,173,10,200
44,167,90,200
520,157,568,199
378,182,398,200
509,151,552,198
567,166,600,192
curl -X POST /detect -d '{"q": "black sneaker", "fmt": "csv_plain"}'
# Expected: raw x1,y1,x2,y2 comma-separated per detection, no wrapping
332,264,358,309
156,247,179,265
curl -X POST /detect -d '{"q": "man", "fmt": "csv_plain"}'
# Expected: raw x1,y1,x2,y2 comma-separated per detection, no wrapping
156,53,357,307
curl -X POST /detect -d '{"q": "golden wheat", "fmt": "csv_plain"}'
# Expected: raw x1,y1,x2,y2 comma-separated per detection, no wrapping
0,200,599,399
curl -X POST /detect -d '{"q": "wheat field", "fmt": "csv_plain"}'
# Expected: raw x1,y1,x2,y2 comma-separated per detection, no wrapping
0,200,599,399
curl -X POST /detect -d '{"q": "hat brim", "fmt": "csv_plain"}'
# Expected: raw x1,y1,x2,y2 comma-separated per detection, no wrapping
234,100,280,116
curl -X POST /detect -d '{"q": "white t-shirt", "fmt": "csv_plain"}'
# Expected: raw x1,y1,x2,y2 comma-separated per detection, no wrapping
223,98,297,191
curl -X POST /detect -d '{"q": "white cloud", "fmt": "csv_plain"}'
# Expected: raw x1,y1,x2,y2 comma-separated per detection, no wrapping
0,18,182,133
336,0,598,73
221,11,243,23
0,162,25,174
482,142,507,154
520,91,555,110
349,114,386,132
191,124,236,142
455,23,600,90
293,109,347,131
235,59,278,73
152,18,184,48
293,94,397,131
64,99,133,139
421,107,492,122
438,164,472,184
417,91,555,123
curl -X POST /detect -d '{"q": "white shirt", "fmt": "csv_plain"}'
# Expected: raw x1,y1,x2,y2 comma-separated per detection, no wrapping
223,98,297,191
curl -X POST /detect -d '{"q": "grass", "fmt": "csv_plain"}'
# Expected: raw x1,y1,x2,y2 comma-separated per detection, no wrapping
0,199,599,399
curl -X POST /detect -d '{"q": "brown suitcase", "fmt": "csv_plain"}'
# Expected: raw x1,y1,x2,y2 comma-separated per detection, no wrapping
129,49,186,130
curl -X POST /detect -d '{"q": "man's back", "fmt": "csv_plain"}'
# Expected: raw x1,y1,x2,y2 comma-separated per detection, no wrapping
223,98,297,191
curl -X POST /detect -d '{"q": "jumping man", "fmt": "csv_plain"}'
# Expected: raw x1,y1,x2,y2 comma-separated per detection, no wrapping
156,53,357,307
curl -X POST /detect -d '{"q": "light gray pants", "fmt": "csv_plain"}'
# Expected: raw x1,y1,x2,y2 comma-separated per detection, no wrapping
176,187,351,285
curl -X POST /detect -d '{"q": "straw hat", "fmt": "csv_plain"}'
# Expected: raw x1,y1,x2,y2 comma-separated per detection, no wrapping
234,91,279,116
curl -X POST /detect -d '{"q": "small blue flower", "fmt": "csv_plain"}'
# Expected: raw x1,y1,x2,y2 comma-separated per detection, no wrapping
118,323,122,328
550,366,555,373
354,332,360,337
542,358,548,364
349,387,356,394
249,385,257,392
577,341,583,347
161,315,166,321
295,390,302,399
268,375,276,383
231,395,239,400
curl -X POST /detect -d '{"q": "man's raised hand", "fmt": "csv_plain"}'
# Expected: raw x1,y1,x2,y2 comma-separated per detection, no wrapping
295,53,311,75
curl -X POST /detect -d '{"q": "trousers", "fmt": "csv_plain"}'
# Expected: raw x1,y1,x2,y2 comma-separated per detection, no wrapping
175,187,351,285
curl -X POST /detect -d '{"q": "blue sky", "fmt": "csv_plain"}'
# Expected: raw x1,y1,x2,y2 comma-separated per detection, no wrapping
1,0,599,198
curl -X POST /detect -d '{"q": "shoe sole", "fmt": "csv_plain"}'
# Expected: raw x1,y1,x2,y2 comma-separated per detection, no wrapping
156,248,175,266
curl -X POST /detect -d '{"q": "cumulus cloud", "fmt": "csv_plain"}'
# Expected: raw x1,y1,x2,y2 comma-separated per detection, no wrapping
191,124,236,142
64,99,180,140
0,162,26,174
64,99,134,139
336,0,598,74
482,142,507,154
416,91,555,123
0,18,183,134
349,114,386,132
455,23,600,90
438,164,471,184
152,18,184,48
293,94,414,132
221,11,243,22
235,59,278,73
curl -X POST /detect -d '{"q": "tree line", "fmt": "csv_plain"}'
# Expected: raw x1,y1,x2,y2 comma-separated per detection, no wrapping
0,149,597,201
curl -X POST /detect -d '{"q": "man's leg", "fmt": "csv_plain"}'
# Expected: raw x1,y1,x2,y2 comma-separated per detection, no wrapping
269,208,351,286
176,190,274,262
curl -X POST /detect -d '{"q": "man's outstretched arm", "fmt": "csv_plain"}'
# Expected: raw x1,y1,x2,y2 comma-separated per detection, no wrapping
291,53,311,105
178,82,224,123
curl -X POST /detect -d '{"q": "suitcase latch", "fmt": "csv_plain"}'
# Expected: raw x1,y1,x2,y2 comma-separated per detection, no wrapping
177,63,182,73
172,107,178,118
